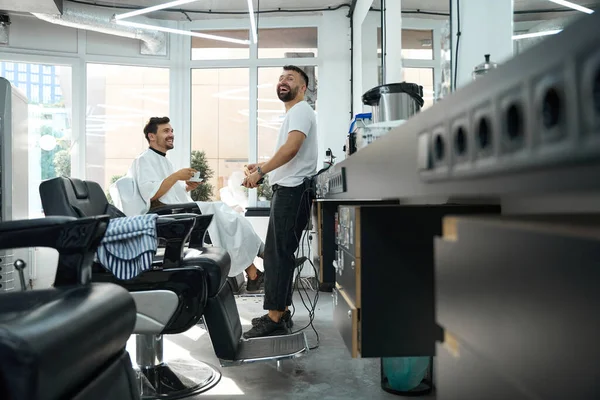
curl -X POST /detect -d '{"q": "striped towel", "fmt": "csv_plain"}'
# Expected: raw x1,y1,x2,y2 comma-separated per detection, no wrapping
96,214,159,280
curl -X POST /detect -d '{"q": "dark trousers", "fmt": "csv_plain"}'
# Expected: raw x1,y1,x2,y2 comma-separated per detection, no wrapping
263,180,313,311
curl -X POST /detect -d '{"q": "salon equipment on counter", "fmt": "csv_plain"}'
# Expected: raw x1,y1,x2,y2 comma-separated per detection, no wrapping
361,120,407,148
472,54,498,80
362,82,424,123
345,113,372,156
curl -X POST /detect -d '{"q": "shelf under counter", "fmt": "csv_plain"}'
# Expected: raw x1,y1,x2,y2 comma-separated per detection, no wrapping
330,203,500,358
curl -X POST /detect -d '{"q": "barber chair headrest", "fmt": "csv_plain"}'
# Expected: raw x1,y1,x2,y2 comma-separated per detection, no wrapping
68,177,90,199
40,176,110,219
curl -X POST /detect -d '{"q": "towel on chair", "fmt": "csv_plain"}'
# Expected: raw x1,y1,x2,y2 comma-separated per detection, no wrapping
96,214,159,280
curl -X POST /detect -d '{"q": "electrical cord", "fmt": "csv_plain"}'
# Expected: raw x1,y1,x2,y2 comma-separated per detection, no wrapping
69,0,351,15
289,186,320,350
70,0,490,18
283,150,337,350
65,0,583,18
453,0,461,91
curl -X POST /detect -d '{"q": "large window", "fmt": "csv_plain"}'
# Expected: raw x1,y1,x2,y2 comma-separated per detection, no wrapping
257,66,317,205
191,68,249,200
191,30,250,60
189,24,319,206
86,64,170,193
0,61,72,217
403,67,434,110
258,28,318,59
377,28,434,60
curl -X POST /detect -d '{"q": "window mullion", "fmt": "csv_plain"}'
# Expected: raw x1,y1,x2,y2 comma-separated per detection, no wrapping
248,28,258,207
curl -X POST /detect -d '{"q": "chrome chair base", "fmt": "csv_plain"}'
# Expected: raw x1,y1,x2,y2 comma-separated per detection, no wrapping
134,334,221,399
136,361,221,400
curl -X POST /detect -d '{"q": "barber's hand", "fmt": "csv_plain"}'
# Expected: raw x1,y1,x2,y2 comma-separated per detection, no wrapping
244,163,259,176
174,168,197,181
243,171,262,188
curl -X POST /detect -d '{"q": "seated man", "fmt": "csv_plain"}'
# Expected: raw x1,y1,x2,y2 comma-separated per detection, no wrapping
115,116,264,290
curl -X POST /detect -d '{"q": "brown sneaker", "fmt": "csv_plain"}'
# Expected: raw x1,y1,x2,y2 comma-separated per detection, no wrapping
245,269,264,293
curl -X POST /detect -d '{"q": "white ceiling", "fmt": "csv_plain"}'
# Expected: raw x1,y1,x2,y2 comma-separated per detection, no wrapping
6,0,600,21
99,0,600,12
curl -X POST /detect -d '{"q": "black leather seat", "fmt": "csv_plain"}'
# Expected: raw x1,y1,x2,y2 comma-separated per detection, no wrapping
0,216,139,400
40,177,310,383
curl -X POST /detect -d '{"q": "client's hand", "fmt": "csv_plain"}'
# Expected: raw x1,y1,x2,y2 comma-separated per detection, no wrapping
175,168,197,181
186,181,202,192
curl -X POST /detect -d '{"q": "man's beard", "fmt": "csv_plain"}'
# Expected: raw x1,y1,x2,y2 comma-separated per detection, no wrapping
277,86,297,102
163,140,174,150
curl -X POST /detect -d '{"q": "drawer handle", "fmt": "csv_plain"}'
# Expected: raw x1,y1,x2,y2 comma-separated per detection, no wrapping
347,310,352,319
351,261,355,268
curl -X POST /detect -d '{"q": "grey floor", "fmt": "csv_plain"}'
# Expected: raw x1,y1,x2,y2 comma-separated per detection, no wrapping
129,288,435,400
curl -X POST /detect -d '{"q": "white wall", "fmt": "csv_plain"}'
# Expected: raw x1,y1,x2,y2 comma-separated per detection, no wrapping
450,0,513,89
352,0,373,115
362,12,379,111
318,9,352,162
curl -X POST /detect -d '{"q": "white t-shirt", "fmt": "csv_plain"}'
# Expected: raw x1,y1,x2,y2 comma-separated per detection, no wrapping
268,100,318,187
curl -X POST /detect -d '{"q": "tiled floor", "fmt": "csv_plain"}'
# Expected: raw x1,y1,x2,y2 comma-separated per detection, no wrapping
128,289,435,400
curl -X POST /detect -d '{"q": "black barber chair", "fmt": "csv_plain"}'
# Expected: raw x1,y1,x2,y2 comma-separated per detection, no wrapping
40,178,225,399
0,215,139,400
39,177,309,397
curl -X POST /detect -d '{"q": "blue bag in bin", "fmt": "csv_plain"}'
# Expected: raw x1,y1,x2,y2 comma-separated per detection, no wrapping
382,356,430,392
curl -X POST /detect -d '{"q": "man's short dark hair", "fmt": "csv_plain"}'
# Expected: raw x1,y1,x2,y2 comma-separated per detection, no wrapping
144,116,170,141
283,65,309,88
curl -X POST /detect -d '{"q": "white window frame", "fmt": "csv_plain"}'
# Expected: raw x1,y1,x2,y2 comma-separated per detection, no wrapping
0,23,180,181
0,50,84,178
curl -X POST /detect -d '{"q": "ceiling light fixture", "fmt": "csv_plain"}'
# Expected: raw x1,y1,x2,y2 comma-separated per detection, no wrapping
247,0,258,44
546,0,594,14
512,29,562,40
114,0,251,45
115,19,250,45
114,0,202,20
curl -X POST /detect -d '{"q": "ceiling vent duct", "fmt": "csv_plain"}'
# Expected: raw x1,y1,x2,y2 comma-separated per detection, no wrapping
32,1,167,55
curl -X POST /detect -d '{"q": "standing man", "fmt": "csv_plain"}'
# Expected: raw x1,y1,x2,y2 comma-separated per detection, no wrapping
242,65,318,338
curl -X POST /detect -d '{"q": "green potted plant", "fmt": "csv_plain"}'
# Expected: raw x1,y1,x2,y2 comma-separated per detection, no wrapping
189,150,215,202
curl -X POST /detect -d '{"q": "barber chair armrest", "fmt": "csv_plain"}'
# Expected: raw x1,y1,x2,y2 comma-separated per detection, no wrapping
157,213,213,248
150,202,200,215
189,214,213,248
155,215,196,268
0,216,109,286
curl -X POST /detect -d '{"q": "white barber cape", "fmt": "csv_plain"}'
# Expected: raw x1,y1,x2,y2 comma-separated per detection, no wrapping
112,148,262,277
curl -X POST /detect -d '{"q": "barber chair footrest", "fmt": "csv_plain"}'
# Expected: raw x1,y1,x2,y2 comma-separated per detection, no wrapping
136,361,221,400
219,332,309,367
